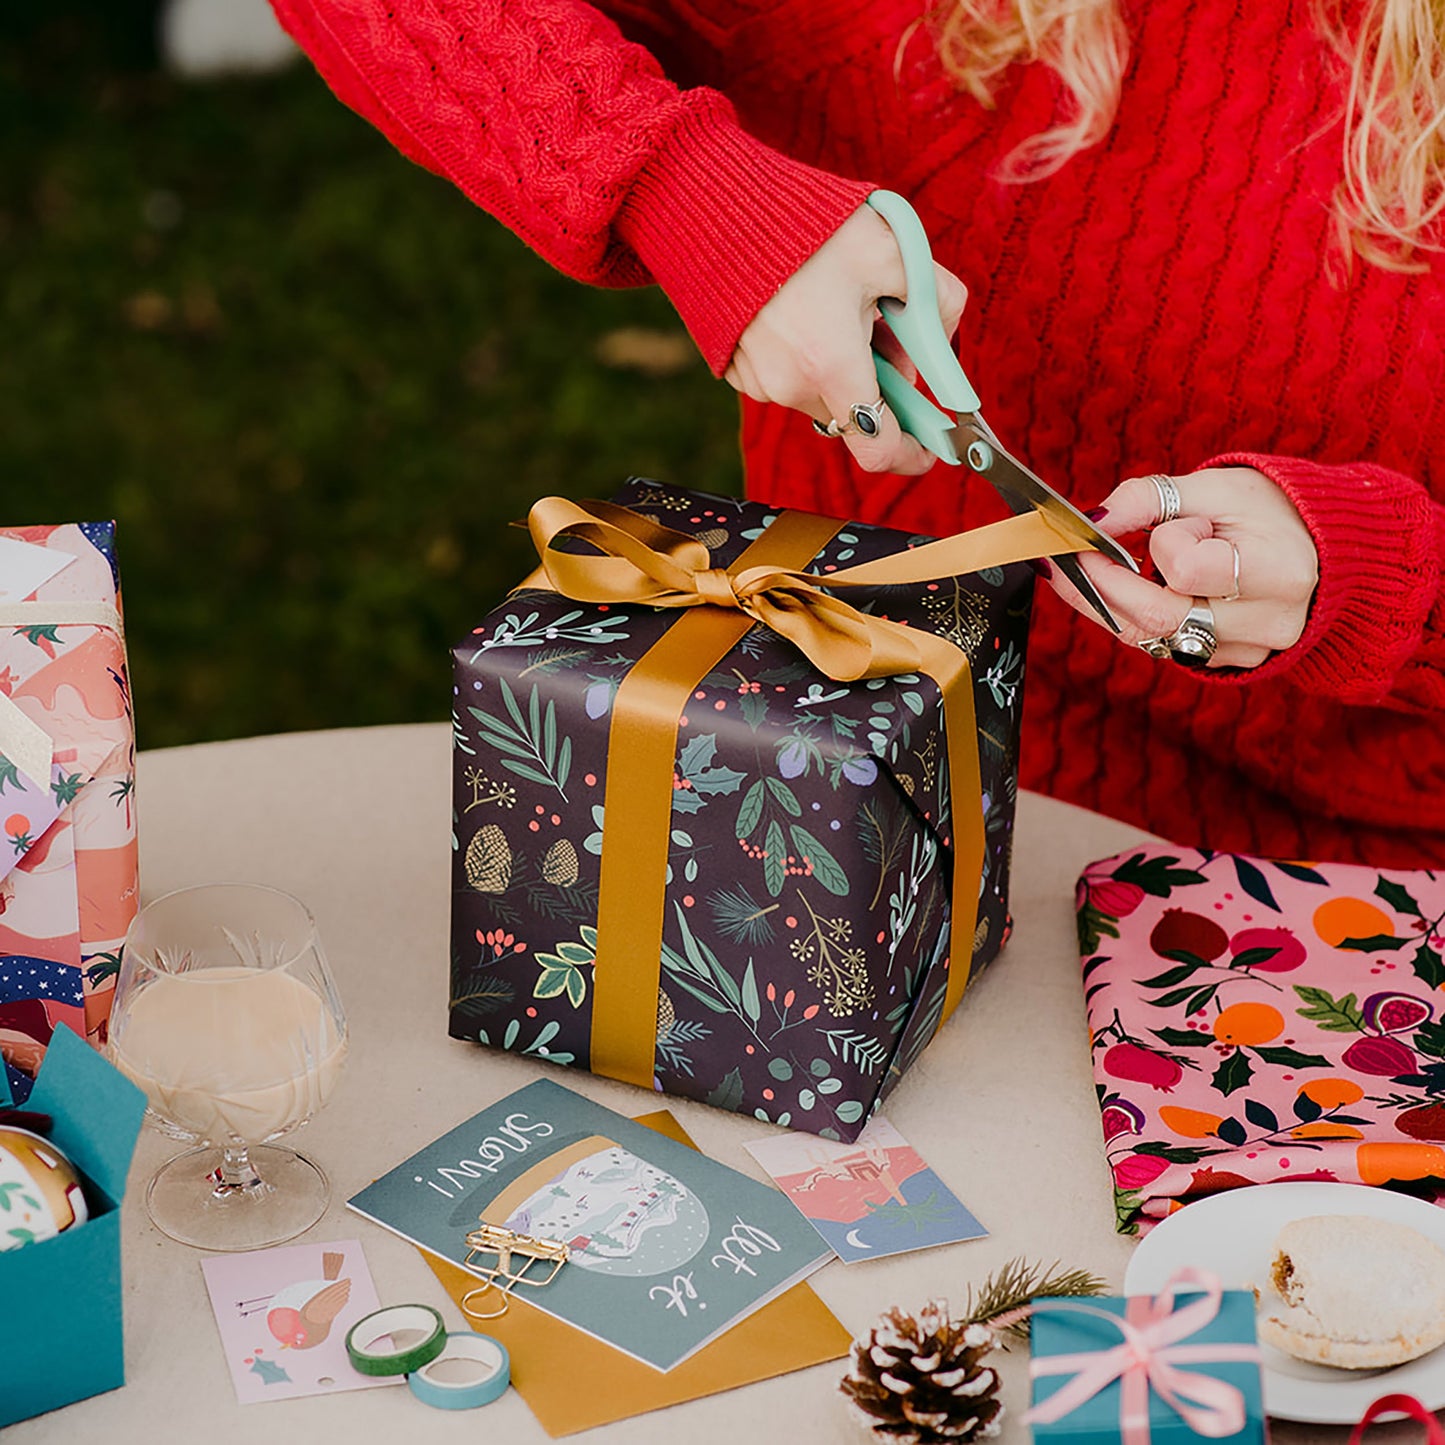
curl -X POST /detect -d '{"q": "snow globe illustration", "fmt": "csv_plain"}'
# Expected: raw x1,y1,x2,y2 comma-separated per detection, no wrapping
477,1133,709,1277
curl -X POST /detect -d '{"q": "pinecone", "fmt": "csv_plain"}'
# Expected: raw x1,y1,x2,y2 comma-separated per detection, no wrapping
840,1300,1002,1443
464,824,512,893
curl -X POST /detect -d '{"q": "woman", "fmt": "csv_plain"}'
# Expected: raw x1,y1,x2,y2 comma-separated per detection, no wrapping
271,0,1445,866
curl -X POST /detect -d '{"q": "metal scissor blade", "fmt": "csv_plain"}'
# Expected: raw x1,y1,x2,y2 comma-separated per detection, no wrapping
947,418,1132,633
949,418,1139,573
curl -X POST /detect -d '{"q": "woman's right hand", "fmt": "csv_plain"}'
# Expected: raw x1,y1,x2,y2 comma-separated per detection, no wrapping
724,204,968,476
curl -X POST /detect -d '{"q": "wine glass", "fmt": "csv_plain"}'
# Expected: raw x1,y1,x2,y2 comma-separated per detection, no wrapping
108,883,348,1251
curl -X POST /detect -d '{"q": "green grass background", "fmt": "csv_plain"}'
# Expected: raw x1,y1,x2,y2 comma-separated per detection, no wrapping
4,12,742,747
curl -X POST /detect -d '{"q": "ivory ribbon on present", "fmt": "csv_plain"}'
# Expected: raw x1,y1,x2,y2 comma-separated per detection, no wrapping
0,601,124,791
1024,1268,1261,1444
522,497,1098,1091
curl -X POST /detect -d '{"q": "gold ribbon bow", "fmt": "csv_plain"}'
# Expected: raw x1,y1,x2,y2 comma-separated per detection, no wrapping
523,496,1094,1091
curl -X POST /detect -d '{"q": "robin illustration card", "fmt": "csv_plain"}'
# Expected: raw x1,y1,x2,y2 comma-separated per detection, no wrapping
200,1239,394,1403
347,1077,831,1371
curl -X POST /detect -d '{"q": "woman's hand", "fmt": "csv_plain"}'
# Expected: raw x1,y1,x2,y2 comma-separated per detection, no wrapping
724,205,968,476
1046,467,1319,670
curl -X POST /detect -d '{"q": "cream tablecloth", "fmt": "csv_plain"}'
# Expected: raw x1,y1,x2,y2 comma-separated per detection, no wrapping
8,724,1415,1444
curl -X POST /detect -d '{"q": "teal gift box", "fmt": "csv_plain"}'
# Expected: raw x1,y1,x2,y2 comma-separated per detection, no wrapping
1029,1286,1266,1444
0,1024,146,1426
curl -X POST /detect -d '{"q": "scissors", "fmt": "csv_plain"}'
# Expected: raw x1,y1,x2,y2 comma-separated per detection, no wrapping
861,190,1139,632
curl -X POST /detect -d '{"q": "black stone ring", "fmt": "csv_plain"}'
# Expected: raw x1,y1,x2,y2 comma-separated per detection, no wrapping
1137,599,1217,669
812,399,889,440
848,398,888,438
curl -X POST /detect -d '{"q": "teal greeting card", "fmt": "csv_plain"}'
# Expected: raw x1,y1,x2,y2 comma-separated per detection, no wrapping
347,1078,831,1371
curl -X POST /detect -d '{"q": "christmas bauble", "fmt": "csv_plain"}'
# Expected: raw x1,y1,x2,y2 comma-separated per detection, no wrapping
0,1126,88,1250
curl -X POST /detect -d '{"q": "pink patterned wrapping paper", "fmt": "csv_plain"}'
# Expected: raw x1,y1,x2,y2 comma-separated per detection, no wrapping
1077,844,1445,1234
0,523,136,1103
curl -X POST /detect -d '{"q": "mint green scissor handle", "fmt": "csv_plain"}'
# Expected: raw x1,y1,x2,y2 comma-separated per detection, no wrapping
865,190,976,465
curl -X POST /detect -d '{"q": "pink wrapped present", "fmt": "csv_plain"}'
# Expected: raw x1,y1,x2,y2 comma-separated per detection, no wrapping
0,523,136,1102
1078,844,1445,1233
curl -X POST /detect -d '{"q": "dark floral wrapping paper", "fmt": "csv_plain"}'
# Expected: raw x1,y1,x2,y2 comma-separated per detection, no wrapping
1079,842,1445,1232
449,480,1034,1140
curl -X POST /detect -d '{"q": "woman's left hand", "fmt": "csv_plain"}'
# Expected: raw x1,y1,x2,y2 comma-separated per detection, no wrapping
1046,466,1319,670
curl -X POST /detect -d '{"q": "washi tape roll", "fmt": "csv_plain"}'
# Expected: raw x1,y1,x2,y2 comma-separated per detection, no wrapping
345,1304,447,1377
407,1332,511,1410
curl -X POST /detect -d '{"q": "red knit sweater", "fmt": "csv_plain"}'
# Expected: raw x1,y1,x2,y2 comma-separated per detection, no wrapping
273,0,1445,867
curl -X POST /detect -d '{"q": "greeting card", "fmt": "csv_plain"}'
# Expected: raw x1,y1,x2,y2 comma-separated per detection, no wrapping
347,1078,831,1371
744,1117,987,1262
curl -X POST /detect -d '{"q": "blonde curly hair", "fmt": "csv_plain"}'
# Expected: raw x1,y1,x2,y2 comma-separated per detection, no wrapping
933,0,1445,271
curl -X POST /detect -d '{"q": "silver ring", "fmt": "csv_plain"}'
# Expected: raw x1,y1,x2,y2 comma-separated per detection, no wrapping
1138,598,1216,669
812,398,889,440
1220,541,1241,601
1147,474,1182,527
848,398,888,438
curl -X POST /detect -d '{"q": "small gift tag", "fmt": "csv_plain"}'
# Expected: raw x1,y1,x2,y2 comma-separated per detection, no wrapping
0,537,75,602
744,1117,987,1262
1350,1395,1445,1445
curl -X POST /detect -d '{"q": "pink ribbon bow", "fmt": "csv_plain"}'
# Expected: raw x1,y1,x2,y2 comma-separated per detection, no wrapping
1023,1268,1260,1444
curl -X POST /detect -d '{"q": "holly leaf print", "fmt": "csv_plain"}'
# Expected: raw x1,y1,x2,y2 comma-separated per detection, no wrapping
1376,876,1424,918
1415,1020,1445,1060
1110,853,1207,897
1412,945,1445,991
1230,855,1281,913
1293,985,1365,1032
676,732,747,797
1212,1052,1254,1096
705,1068,745,1113
1338,933,1408,952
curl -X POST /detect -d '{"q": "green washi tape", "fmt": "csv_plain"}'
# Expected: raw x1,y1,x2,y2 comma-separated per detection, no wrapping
407,1331,511,1410
345,1304,447,1377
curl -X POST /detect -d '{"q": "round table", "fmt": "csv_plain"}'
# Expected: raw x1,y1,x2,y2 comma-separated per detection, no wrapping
8,725,1409,1444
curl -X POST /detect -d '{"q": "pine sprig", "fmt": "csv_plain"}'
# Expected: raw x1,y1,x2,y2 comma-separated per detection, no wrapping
960,1257,1108,1342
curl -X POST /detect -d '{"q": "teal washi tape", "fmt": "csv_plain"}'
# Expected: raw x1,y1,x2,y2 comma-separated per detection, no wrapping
345,1304,447,1377
407,1331,511,1410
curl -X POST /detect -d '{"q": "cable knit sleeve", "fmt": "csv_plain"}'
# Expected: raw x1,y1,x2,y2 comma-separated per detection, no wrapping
268,0,872,373
1204,450,1445,712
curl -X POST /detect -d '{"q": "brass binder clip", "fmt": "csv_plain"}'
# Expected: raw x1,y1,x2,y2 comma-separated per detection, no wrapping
460,1221,570,1320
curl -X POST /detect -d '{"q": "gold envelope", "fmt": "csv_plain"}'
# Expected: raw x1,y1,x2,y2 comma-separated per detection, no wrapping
420,1109,850,1437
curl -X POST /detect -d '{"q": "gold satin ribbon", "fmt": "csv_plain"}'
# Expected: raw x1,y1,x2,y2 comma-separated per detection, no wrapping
523,496,1094,1090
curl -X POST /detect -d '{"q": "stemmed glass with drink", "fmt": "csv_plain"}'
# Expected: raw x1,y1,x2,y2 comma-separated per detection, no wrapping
108,884,348,1251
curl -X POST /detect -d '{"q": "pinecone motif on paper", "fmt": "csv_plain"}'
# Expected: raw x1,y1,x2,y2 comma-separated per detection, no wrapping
541,837,579,886
465,824,512,893
840,1300,1002,1443
656,988,676,1035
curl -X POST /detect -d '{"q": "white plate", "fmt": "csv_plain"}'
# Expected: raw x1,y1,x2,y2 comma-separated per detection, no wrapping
1124,1181,1445,1424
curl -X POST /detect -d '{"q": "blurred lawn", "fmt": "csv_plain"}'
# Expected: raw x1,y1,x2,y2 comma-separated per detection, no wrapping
2,15,742,747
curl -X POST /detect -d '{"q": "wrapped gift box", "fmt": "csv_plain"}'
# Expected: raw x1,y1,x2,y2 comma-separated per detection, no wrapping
0,1024,147,1426
450,481,1034,1140
0,523,136,1104
1029,1286,1265,1444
